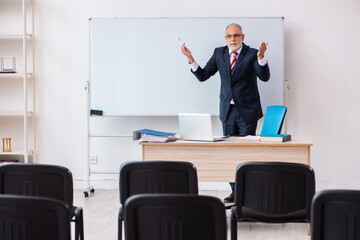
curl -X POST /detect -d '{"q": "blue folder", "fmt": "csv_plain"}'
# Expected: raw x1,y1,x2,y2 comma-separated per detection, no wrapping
133,128,176,141
133,129,175,137
260,106,287,136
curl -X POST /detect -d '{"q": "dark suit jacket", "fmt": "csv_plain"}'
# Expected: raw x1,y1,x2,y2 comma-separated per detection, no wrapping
192,43,270,123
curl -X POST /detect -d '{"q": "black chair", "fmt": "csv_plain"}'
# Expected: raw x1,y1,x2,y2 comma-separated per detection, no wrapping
118,161,198,240
230,162,315,240
124,194,227,240
0,163,84,240
0,194,71,240
311,190,360,240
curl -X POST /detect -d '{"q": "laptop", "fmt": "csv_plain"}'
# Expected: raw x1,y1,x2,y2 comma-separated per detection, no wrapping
178,113,230,142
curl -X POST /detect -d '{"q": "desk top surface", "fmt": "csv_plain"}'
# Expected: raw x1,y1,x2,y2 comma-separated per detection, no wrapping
139,136,313,147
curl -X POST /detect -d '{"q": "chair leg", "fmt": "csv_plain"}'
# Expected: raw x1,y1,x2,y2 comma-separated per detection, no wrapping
118,214,123,240
73,218,79,240
230,208,238,240
74,207,84,240
79,210,84,240
75,224,79,240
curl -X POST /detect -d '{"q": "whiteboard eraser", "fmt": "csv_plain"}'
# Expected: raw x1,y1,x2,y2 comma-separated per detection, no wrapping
90,109,103,116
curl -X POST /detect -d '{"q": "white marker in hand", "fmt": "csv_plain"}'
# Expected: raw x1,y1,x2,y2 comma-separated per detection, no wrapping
178,37,183,45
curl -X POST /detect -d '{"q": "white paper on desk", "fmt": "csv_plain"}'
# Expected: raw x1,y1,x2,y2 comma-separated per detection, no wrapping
237,135,261,141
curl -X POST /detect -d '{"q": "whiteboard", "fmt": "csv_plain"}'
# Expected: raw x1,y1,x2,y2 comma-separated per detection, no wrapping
89,17,284,116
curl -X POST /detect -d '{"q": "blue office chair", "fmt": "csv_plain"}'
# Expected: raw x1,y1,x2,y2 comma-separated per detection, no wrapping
260,105,287,136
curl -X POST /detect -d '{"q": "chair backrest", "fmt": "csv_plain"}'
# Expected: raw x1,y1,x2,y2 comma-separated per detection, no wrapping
119,161,198,204
311,190,360,240
0,163,74,208
0,194,71,240
124,194,227,240
234,162,315,222
260,105,287,136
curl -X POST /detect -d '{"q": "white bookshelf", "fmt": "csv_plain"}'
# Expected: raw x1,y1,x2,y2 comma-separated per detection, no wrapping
0,0,36,163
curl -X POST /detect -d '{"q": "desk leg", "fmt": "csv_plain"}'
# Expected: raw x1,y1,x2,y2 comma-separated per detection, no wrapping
308,223,310,235
142,145,145,160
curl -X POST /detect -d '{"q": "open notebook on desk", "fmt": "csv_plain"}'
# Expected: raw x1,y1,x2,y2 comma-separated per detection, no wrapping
178,113,229,142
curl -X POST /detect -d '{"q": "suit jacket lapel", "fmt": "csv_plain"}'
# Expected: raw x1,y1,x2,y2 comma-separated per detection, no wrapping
223,47,231,79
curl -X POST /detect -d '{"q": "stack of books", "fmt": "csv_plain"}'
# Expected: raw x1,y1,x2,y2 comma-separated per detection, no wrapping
133,129,177,143
260,134,291,142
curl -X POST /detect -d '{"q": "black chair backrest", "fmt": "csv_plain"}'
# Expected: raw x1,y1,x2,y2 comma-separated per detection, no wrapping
311,190,360,240
0,163,73,208
124,194,226,240
234,162,315,222
119,161,198,204
0,194,71,240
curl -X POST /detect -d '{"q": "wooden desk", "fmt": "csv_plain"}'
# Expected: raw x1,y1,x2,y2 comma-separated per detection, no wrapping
140,136,313,182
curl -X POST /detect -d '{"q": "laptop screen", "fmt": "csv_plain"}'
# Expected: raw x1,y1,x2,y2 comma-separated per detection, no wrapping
178,113,214,141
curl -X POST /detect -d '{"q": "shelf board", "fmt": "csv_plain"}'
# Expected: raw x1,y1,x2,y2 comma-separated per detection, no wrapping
0,151,24,156
0,73,33,78
0,150,33,156
0,34,32,39
0,111,34,117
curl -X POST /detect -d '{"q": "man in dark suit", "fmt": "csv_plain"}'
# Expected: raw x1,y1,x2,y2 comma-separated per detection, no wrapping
181,23,270,203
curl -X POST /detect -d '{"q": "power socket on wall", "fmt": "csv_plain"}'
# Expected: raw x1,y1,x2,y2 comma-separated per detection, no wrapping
90,156,98,165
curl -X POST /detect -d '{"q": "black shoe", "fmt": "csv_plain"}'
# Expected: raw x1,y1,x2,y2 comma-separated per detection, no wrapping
223,192,234,203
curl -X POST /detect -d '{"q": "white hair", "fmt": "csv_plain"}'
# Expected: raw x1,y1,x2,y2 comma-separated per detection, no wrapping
226,23,242,31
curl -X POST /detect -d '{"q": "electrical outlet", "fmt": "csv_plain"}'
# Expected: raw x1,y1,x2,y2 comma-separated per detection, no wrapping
90,156,98,165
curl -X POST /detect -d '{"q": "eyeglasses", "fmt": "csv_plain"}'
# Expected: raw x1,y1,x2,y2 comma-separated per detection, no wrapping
225,34,243,39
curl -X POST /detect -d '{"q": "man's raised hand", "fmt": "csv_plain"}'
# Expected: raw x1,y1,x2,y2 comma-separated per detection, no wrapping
257,42,268,60
181,43,195,64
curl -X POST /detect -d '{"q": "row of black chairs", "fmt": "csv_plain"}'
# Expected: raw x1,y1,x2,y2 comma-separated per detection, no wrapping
0,162,358,240
118,161,360,240
0,163,83,240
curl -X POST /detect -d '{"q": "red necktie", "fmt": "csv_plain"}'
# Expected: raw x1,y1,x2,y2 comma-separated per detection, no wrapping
230,52,238,103
230,52,238,73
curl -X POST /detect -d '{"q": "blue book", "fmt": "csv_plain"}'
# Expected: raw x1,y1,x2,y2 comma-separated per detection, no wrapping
133,129,176,142
260,134,291,142
260,106,287,136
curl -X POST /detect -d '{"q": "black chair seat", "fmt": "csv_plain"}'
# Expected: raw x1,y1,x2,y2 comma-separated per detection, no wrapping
237,206,308,222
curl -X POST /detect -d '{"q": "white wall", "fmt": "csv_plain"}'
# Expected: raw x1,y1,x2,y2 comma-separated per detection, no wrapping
33,0,360,190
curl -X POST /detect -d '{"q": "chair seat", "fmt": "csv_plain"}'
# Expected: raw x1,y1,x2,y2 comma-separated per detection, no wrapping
237,206,309,223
